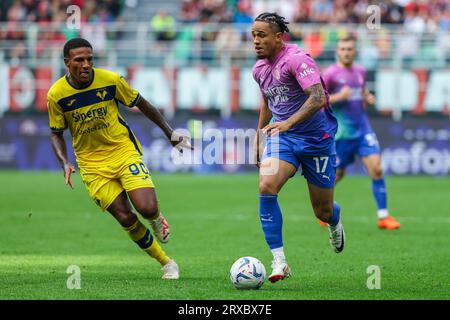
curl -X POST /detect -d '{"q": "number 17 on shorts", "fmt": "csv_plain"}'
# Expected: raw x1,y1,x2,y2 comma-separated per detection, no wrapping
301,155,336,189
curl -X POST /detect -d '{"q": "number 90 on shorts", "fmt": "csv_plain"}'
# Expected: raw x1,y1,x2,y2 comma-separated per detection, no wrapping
129,162,150,176
79,156,155,211
122,160,154,190
121,160,154,193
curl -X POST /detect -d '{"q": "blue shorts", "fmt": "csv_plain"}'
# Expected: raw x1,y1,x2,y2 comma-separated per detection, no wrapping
262,133,337,189
336,133,381,169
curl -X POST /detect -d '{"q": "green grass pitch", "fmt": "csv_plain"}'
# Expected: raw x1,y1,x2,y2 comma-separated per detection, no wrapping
0,171,449,299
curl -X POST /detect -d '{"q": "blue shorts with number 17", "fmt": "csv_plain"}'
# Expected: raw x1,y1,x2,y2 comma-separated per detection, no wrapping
262,133,337,189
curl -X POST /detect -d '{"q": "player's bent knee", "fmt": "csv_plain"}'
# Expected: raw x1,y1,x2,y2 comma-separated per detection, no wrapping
259,180,278,195
136,201,159,220
115,212,137,228
370,166,383,179
312,203,333,222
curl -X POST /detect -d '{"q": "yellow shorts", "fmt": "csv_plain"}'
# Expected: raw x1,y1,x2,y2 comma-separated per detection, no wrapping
79,154,154,211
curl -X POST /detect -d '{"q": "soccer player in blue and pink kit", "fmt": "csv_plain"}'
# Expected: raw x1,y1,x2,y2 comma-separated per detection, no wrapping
252,13,345,283
323,36,400,230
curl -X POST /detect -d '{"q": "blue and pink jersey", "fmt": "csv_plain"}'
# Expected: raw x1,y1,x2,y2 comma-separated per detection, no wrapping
323,63,374,140
252,43,337,146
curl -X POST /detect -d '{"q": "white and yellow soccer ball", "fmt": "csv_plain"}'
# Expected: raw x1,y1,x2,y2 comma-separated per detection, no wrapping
230,256,266,290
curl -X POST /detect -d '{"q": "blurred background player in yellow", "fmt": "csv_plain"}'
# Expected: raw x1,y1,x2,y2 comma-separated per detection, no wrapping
47,38,192,279
322,37,400,230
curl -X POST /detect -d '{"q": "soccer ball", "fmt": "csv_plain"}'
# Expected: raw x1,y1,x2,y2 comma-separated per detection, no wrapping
229,256,266,290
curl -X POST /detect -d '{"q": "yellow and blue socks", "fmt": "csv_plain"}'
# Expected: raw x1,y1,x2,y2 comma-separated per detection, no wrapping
259,194,283,250
124,219,170,265
372,178,389,219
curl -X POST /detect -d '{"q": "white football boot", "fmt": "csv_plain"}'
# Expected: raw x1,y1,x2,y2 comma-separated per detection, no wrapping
162,259,179,280
268,257,291,283
329,222,345,253
150,213,171,243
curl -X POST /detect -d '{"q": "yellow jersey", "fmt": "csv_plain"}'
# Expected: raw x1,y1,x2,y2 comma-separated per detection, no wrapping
47,68,144,167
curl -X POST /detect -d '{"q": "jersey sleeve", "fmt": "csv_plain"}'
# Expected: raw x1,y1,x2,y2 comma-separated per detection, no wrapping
289,53,323,90
115,74,141,107
47,95,67,132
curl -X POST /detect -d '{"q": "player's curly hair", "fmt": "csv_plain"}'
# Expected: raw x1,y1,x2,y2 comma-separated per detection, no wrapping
63,38,92,57
255,12,290,33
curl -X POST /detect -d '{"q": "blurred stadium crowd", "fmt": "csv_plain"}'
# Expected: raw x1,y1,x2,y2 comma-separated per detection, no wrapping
0,0,449,65
0,1,449,174
2,0,449,27
0,0,124,63
0,0,122,23
179,0,449,27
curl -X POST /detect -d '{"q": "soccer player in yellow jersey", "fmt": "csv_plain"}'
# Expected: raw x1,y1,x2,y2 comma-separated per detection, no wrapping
48,38,191,279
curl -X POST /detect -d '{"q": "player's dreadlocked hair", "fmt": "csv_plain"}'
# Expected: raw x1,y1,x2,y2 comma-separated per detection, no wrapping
255,12,290,33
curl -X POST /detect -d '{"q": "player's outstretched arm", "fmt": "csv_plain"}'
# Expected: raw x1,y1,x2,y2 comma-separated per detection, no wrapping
135,97,192,152
50,131,76,189
263,83,326,136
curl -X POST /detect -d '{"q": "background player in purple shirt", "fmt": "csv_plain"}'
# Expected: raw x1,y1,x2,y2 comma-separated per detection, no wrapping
252,12,345,283
323,36,400,230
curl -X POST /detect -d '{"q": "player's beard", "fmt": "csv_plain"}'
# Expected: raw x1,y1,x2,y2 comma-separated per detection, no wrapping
255,46,266,59
255,51,267,59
